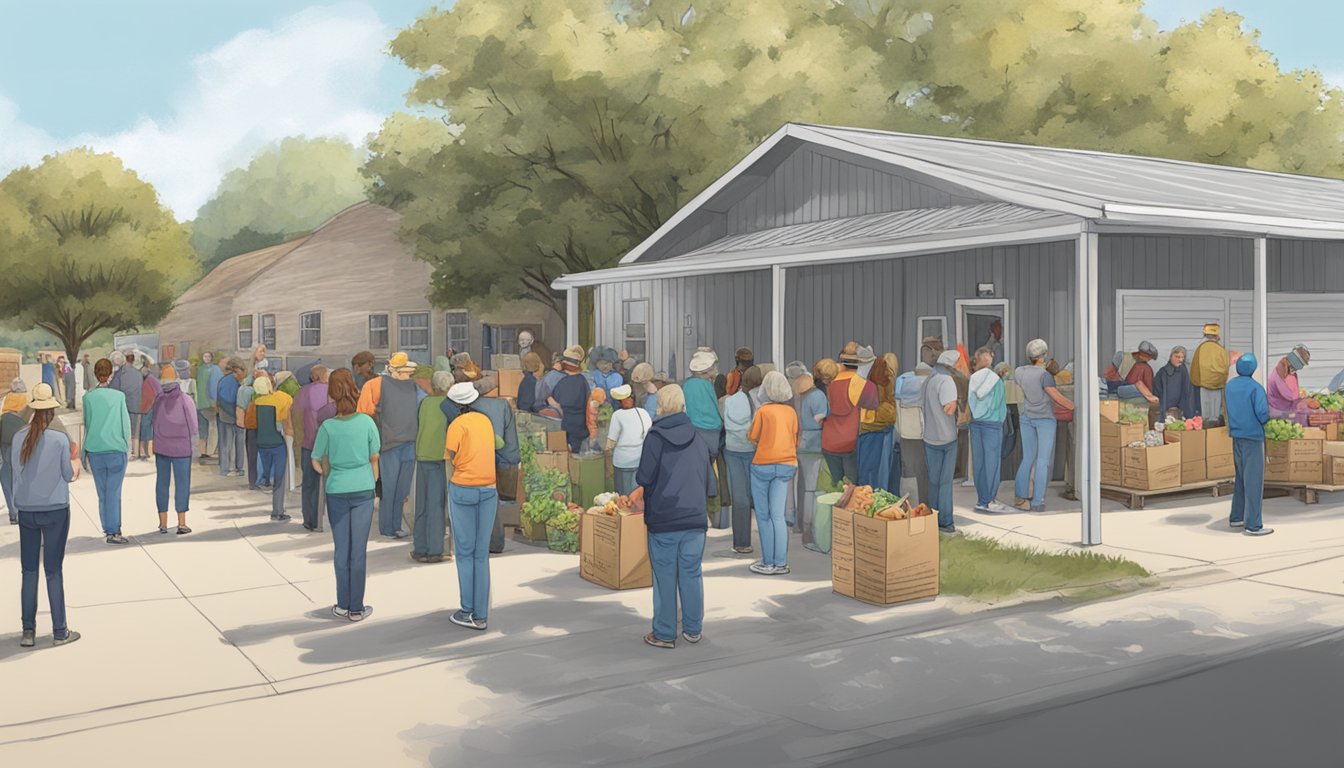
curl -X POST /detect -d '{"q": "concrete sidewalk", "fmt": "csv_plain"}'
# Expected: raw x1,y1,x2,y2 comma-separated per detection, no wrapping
0,468,1341,765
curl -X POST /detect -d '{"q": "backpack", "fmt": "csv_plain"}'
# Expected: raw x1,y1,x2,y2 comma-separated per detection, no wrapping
256,404,284,448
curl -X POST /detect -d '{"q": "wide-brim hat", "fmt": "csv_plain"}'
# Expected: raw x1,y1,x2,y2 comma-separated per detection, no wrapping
936,350,961,369
172,359,192,381
447,381,479,405
388,352,417,371
610,384,633,401
561,345,587,365
854,345,876,365
688,349,718,373
1203,323,1221,336
27,383,60,410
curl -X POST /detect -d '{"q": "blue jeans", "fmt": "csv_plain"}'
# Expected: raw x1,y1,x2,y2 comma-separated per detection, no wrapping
327,490,374,612
378,442,416,536
88,451,128,535
258,444,287,516
647,529,706,642
301,447,322,529
823,450,859,487
724,450,755,549
155,454,192,514
218,417,244,474
970,422,1004,507
245,429,258,488
19,507,70,637
414,460,448,557
750,463,796,567
197,409,211,448
0,458,13,521
924,441,957,528
856,429,886,487
449,483,498,620
1015,416,1058,507
613,467,638,496
1231,438,1266,532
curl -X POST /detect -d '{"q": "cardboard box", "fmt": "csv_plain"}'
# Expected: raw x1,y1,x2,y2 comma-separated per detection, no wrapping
1205,426,1232,457
1181,461,1207,484
1328,423,1340,442
1165,429,1207,460
1101,420,1145,448
534,451,569,476
1266,460,1323,485
1004,380,1024,406
491,354,521,370
1101,446,1121,468
546,432,570,453
831,506,939,606
1101,465,1123,486
1323,441,1344,459
1267,439,1323,464
1099,400,1120,423
496,369,524,399
1325,456,1344,485
1122,443,1182,490
580,510,651,589
1301,427,1327,441
1207,453,1235,480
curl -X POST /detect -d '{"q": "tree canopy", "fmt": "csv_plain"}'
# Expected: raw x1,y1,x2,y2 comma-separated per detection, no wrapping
0,149,198,360
192,136,367,271
366,0,1344,312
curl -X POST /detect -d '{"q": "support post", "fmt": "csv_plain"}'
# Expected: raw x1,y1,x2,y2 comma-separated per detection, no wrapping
771,265,786,368
566,287,579,349
1253,237,1268,387
1076,230,1102,546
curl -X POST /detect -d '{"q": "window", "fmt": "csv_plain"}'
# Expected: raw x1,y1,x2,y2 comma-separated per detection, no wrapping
445,310,469,355
368,314,389,349
398,312,431,363
623,299,648,360
300,311,322,347
237,315,253,349
260,313,276,349
916,315,947,357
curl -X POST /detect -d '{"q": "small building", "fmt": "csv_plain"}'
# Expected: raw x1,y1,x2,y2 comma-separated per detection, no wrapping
158,201,563,370
552,122,1344,545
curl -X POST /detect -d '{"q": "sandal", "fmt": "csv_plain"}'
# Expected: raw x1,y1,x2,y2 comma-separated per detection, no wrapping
176,526,192,535
158,526,169,535
644,632,674,649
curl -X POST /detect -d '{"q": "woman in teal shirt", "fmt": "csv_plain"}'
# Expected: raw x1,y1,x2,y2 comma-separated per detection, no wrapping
312,368,381,622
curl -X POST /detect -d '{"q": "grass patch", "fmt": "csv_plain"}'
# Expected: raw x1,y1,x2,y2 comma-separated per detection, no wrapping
940,534,1151,601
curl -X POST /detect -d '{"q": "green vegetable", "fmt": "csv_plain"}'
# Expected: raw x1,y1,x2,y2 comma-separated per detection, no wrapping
1266,419,1304,442
1118,402,1149,424
867,488,903,516
1165,420,1186,431
523,497,565,524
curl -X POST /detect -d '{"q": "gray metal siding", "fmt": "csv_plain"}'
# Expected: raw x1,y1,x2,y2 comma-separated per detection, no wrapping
1270,239,1344,291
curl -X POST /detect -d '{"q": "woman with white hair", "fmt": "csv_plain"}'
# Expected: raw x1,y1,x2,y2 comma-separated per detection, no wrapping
1013,339,1074,512
747,371,799,575
606,384,653,495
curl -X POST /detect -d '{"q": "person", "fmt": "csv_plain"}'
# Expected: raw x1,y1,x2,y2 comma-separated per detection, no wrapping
1154,346,1197,420
358,352,427,539
637,384,713,649
60,356,77,409
968,347,1009,513
351,351,376,393
796,359,830,549
110,352,144,457
895,362,931,505
1054,363,1078,501
607,384,652,495
312,368,380,621
585,388,607,452
249,376,293,522
781,361,810,527
216,358,246,478
1226,354,1273,536
857,354,896,488
1268,345,1312,421
986,320,1004,366
81,354,95,394
294,365,331,532
1014,340,1074,512
548,346,593,454
412,371,454,563
251,344,270,373
466,382,520,554
1,408,23,525
722,365,763,554
533,354,566,418
919,336,945,369
137,363,162,461
631,362,659,419
517,329,551,372
589,347,624,401
822,343,878,487
683,348,729,526
1191,323,1230,425
922,351,961,533
444,382,498,631
3,377,28,415
83,359,131,544
517,352,542,414
154,360,199,535
195,351,220,461
12,383,80,648
725,347,754,397
748,371,798,576
1124,341,1161,405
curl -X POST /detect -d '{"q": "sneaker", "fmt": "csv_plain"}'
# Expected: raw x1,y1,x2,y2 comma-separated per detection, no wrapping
106,534,129,545
749,561,774,575
1013,497,1031,510
732,545,754,555
176,526,192,535
938,525,957,534
348,606,373,622
1030,505,1046,513
449,610,477,629
802,542,823,553
20,630,35,648
409,552,430,563
682,631,702,644
1062,489,1079,501
986,501,1012,513
1245,527,1275,537
960,479,975,487
1229,520,1245,529
273,514,291,522
53,630,81,647
470,615,487,631
771,564,791,575
332,605,350,619
158,526,169,535
644,632,675,649
973,504,991,513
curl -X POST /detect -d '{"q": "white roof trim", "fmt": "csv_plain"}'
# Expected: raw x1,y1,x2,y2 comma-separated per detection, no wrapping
1101,203,1344,239
555,221,1083,288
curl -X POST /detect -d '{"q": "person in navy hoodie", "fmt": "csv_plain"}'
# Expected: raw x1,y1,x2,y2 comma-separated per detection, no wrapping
1226,353,1273,537
636,384,716,649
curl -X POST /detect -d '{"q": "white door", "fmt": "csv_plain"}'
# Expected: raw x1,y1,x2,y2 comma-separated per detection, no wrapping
955,299,1010,368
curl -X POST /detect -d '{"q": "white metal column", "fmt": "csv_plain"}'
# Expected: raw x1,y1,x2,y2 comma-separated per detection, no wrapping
1253,237,1269,386
565,287,579,348
1077,230,1102,546
771,265,786,368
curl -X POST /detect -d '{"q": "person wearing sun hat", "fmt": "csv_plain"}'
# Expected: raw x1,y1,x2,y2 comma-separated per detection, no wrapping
357,351,427,539
12,382,82,648
444,381,498,631
821,342,877,487
685,347,730,526
606,383,652,495
589,346,624,402
546,345,592,453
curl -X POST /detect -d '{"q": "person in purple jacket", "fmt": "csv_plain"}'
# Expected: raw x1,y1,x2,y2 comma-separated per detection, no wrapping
636,384,715,649
153,360,199,535
294,365,331,532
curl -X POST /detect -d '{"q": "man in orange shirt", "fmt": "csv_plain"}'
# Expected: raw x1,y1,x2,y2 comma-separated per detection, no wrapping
724,347,754,397
358,352,425,538
444,382,498,632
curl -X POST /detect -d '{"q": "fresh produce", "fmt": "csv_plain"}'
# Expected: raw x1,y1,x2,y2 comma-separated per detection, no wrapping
1118,402,1149,424
522,497,565,525
866,488,903,517
911,503,932,517
1315,392,1344,411
1142,430,1164,447
546,510,581,552
1164,419,1185,432
1266,419,1304,442
549,509,581,532
847,485,875,512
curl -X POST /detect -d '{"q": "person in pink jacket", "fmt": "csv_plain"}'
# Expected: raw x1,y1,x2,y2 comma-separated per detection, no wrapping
1267,345,1311,422
153,360,199,535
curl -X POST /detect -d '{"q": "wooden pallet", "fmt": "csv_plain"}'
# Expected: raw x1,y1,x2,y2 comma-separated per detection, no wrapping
1263,482,1344,505
1100,479,1234,510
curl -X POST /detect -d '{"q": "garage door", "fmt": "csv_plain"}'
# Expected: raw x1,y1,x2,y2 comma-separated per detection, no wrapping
1268,295,1344,391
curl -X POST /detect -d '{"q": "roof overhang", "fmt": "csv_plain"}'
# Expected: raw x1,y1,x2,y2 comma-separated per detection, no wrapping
1101,203,1344,240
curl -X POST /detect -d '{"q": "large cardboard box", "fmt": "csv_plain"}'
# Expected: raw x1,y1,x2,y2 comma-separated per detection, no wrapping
1207,453,1235,480
496,369,524,399
1323,441,1344,459
534,451,569,476
1205,426,1232,458
1101,420,1145,448
1101,445,1123,486
580,510,651,589
546,431,570,453
1301,427,1327,441
831,506,939,606
1326,456,1344,485
1266,460,1323,485
1165,430,1207,484
1267,439,1323,464
1099,399,1120,423
1122,443,1181,490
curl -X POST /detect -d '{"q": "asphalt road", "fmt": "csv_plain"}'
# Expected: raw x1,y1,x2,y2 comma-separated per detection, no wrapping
823,628,1344,768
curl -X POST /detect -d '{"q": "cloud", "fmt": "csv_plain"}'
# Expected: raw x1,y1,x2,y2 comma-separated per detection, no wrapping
1,3,397,218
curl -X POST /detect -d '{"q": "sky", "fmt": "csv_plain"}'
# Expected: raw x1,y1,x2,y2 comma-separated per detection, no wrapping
0,1,1341,220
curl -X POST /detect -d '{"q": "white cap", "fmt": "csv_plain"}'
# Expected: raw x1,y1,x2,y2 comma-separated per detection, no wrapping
447,382,479,405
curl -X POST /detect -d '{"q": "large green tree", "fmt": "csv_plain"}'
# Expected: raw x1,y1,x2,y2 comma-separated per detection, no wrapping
366,0,1344,313
192,136,367,271
0,149,198,361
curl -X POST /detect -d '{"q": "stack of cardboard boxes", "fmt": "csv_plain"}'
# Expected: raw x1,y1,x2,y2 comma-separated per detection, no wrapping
1163,426,1234,484
831,500,939,606
1266,427,1327,484
1100,400,1144,487
1324,441,1344,485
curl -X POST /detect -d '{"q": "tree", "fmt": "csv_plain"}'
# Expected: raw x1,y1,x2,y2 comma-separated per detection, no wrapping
366,1,1344,312
0,149,198,362
191,136,367,271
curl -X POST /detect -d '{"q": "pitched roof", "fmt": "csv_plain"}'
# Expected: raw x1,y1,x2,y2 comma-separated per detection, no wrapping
174,237,306,305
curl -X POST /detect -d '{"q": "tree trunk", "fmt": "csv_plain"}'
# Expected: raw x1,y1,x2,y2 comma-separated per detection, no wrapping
578,288,595,350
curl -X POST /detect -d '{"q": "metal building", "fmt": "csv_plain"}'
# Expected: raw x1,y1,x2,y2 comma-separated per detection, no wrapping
552,122,1344,545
